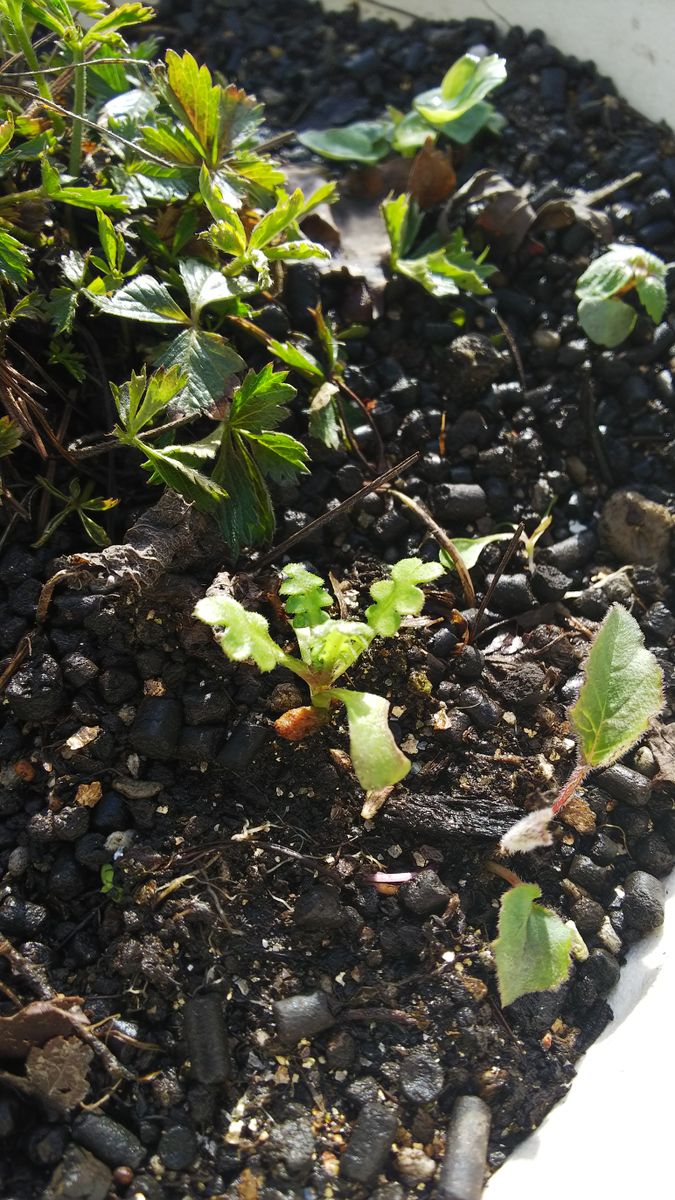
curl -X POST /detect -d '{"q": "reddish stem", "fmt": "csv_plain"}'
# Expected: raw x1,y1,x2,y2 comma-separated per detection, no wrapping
551,762,589,816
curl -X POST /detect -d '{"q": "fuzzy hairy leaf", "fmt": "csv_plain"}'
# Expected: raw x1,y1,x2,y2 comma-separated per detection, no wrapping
366,557,444,637
493,883,574,1007
570,603,663,769
194,593,284,671
296,620,374,682
279,563,332,628
328,688,411,790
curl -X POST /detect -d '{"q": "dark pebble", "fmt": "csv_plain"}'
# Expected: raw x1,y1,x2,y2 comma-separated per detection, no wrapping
0,895,47,938
590,832,621,865
434,709,472,746
579,948,620,997
339,1102,398,1185
429,627,460,659
459,686,501,729
6,655,65,721
30,806,90,842
179,726,224,762
642,602,675,643
633,832,674,876
570,896,605,935
158,1124,198,1170
62,652,99,688
184,994,232,1085
325,1030,357,1071
73,1113,145,1168
597,764,651,807
498,662,547,708
92,792,130,833
98,668,138,705
508,980,569,1030
273,992,336,1044
29,1125,68,1167
438,1095,491,1200
453,646,484,680
531,563,572,602
294,885,346,932
264,1113,315,1183
623,871,665,931
130,696,182,759
346,1076,380,1109
400,1048,444,1104
540,531,596,572
487,573,536,615
217,721,268,770
44,1145,112,1200
373,509,409,544
432,484,487,523
182,686,232,725
400,869,451,916
0,1099,14,1137
49,853,85,900
567,854,613,895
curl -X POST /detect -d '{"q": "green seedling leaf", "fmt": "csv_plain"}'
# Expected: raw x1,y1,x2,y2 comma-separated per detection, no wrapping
636,273,668,324
267,338,324,381
493,883,574,1007
178,258,246,317
279,562,332,628
366,557,444,637
194,593,285,671
0,415,21,457
0,228,31,286
296,620,374,682
139,443,229,510
229,364,296,432
414,53,506,127
94,275,190,324
308,381,341,449
577,296,636,347
440,532,513,573
154,328,244,411
382,193,424,261
391,110,434,155
298,120,394,164
570,603,663,768
328,689,411,791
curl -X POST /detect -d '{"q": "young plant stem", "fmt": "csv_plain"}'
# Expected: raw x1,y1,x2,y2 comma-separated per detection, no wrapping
14,20,53,104
485,861,524,889
551,762,589,816
68,49,86,178
0,186,42,211
387,488,476,607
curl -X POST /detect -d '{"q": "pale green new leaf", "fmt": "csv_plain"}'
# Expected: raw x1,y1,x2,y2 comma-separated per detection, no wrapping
577,297,636,347
297,619,374,680
382,193,423,261
298,120,394,165
328,689,411,790
94,275,189,324
82,2,154,47
636,274,668,323
570,603,663,768
493,884,574,1007
440,532,513,573
194,593,284,672
267,338,324,381
366,557,444,637
308,381,341,449
279,562,332,628
414,53,506,127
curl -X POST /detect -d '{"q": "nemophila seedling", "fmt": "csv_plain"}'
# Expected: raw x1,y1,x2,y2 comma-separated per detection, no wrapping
493,603,663,1006
195,557,443,792
576,243,671,347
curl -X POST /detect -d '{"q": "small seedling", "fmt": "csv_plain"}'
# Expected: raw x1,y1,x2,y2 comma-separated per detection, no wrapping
383,192,496,300
493,603,663,1006
195,557,443,791
33,476,119,548
100,863,123,901
576,243,671,347
299,53,506,163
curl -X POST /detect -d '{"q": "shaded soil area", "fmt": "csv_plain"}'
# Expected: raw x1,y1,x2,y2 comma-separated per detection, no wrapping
1,2,675,1197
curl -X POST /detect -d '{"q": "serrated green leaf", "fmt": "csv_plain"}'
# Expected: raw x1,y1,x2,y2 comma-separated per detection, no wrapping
265,239,330,262
576,254,635,302
47,287,79,334
577,296,636,347
94,275,189,323
636,274,667,324
570,603,663,768
229,364,295,433
246,430,309,482
327,688,411,790
366,557,444,637
298,120,394,165
0,228,31,285
439,532,513,572
297,619,374,681
414,54,506,127
82,2,154,47
154,328,244,412
164,49,221,161
139,440,229,510
78,510,112,547
279,562,332,628
194,593,284,671
211,429,275,556
267,337,324,381
140,121,201,165
96,207,124,272
308,381,341,449
41,160,129,213
178,257,245,318
382,193,423,261
493,883,574,1007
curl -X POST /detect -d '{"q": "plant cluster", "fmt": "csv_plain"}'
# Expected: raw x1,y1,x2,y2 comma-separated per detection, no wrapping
576,243,671,347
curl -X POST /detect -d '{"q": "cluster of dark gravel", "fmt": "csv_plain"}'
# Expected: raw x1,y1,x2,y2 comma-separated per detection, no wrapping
0,1,674,1197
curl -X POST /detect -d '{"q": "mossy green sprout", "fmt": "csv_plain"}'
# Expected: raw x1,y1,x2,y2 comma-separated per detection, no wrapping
195,557,443,792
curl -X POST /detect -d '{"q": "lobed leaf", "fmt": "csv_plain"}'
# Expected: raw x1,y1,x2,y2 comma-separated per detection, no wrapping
0,229,32,286
194,593,284,672
229,364,296,432
570,603,663,769
327,689,411,791
296,620,374,681
493,883,574,1007
279,563,332,629
154,328,244,412
93,275,189,324
366,557,444,637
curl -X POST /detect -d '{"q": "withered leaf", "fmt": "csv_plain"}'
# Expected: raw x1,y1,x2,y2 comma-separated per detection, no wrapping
26,1035,93,1112
533,193,613,241
407,140,456,210
75,780,102,808
443,169,536,255
0,999,88,1060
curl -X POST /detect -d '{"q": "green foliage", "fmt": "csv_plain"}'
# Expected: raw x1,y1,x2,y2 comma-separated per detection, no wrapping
33,475,119,547
439,532,513,572
0,414,21,457
194,556,440,790
570,603,664,769
576,244,671,347
298,53,506,164
493,884,576,1007
366,556,444,636
383,194,496,299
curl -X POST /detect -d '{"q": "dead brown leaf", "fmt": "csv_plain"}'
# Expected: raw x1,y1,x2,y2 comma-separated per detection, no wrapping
75,781,102,808
407,140,456,209
533,193,612,241
0,999,87,1060
26,1035,93,1112
443,169,536,255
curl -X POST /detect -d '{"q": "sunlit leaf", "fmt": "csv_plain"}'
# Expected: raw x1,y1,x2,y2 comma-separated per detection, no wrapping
280,562,332,628
194,593,285,671
366,557,444,637
493,883,574,1007
328,688,411,790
